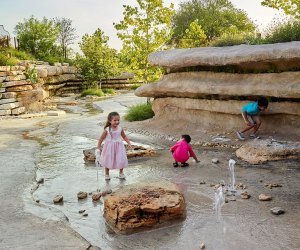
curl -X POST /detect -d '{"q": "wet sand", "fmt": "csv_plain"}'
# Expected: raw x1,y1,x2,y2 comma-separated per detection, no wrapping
0,92,299,249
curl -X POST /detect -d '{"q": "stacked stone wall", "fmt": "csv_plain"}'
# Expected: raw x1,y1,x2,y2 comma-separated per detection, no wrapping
0,61,85,116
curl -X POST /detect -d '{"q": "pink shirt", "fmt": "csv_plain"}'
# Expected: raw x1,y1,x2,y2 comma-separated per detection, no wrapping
170,140,196,163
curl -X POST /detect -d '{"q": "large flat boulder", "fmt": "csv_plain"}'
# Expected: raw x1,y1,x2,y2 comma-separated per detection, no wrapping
152,98,300,116
148,41,300,71
135,71,300,99
236,139,300,164
104,182,185,234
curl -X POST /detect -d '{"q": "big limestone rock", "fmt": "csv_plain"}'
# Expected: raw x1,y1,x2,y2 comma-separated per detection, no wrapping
236,139,300,164
136,41,300,137
148,41,300,71
104,182,186,234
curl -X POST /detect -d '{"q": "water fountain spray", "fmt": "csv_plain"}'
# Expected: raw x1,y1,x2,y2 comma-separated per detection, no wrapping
214,186,225,222
228,159,236,194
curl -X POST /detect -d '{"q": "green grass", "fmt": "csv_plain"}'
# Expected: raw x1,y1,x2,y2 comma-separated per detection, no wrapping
81,88,104,97
130,84,142,90
0,48,35,66
102,88,116,94
124,103,154,122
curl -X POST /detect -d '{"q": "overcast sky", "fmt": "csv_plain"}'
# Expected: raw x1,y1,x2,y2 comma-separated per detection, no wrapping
1,0,282,51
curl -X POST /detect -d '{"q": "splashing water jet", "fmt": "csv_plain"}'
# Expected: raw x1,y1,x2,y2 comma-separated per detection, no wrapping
214,186,225,222
228,159,236,194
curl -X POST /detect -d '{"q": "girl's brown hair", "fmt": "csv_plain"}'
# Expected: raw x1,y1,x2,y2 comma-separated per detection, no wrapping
104,112,120,130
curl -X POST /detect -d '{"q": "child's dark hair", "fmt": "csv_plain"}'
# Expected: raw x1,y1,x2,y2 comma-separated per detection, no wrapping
182,134,191,143
104,112,120,129
258,97,269,108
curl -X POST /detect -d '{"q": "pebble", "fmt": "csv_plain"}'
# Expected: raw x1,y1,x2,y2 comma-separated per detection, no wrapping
271,207,285,215
241,191,251,199
101,189,112,196
83,213,88,217
36,178,44,184
258,194,272,201
77,191,88,199
79,210,86,214
199,181,206,185
265,183,282,189
53,195,63,203
35,199,40,203
200,243,205,249
212,158,219,164
92,192,102,201
228,197,236,201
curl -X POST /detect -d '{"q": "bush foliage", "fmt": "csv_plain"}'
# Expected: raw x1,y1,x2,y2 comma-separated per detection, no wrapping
81,88,104,97
124,103,154,122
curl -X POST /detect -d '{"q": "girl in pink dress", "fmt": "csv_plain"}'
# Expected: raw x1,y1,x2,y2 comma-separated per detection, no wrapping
98,112,132,180
170,134,199,167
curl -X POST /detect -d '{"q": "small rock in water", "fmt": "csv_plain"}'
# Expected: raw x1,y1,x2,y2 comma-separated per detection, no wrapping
101,189,112,196
236,182,246,189
79,210,86,214
259,194,272,201
241,191,251,199
228,197,236,201
200,243,205,249
35,199,40,203
265,183,282,189
225,198,229,203
77,191,88,199
259,179,263,182
271,207,285,215
83,213,88,217
199,181,206,185
212,158,219,164
53,195,63,203
36,178,44,184
92,192,102,201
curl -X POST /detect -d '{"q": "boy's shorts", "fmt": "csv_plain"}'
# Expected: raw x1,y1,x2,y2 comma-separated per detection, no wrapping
241,113,261,125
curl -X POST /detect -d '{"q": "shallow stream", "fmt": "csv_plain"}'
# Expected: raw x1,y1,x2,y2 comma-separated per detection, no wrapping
23,93,300,250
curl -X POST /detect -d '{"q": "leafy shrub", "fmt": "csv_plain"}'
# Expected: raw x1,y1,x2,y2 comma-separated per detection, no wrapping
102,88,116,94
6,48,35,60
81,88,104,97
124,103,154,121
264,20,300,43
210,32,261,47
24,66,38,84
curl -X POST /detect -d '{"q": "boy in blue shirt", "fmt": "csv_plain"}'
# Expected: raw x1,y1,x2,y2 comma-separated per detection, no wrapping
236,97,269,140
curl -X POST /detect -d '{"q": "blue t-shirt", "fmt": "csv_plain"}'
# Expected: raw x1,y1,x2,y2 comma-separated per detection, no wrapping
242,102,260,116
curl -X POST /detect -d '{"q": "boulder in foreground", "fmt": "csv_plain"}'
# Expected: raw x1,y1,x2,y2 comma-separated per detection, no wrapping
103,182,186,234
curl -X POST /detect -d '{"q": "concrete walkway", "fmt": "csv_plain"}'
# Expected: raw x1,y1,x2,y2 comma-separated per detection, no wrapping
0,119,91,249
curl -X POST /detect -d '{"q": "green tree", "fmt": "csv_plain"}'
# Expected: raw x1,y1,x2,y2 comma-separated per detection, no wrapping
178,19,208,48
114,0,175,84
171,0,255,46
261,0,300,18
56,17,77,59
15,16,60,59
76,28,119,84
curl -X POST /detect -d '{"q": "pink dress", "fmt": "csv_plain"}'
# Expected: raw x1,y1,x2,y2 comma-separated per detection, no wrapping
100,126,128,169
170,140,196,163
